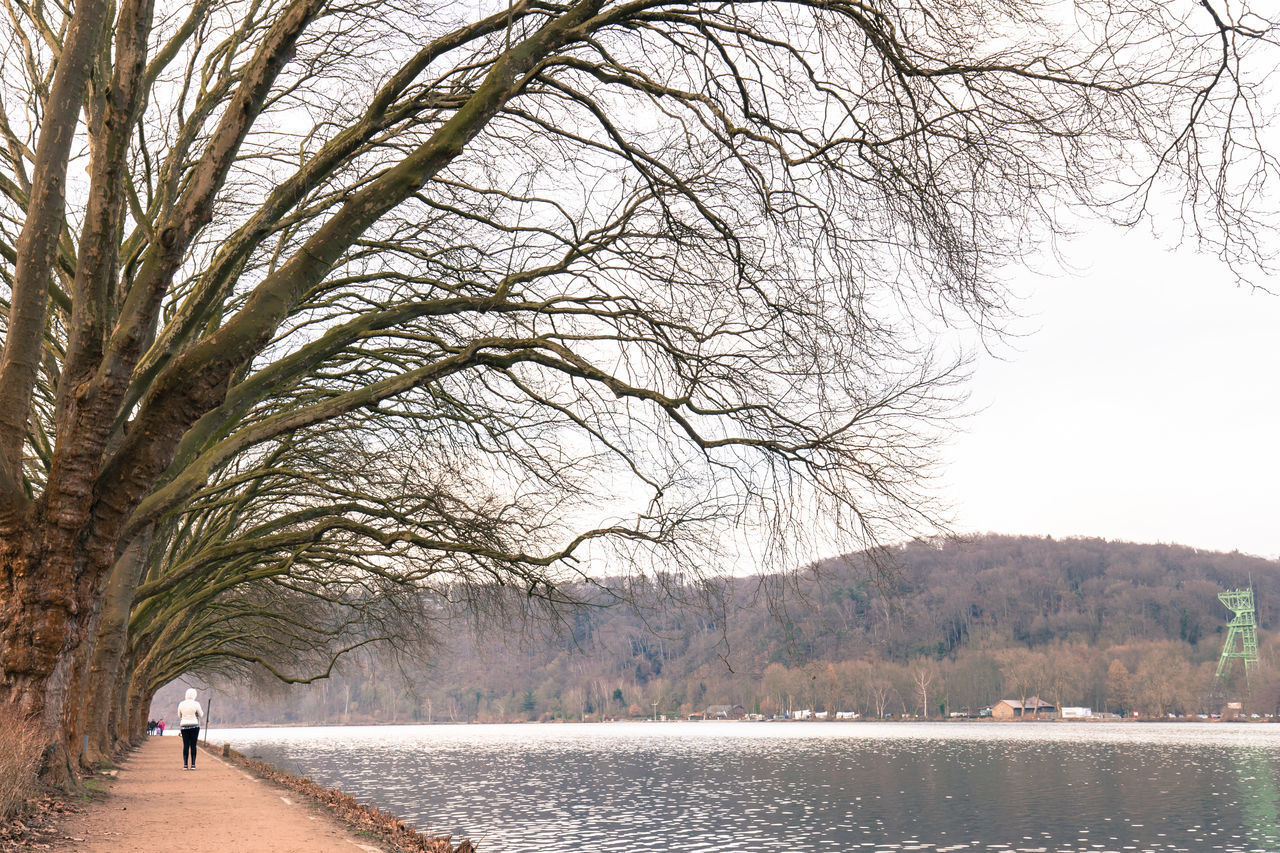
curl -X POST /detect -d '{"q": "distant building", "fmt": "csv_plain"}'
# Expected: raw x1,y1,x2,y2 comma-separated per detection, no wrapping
703,704,747,719
991,697,1056,719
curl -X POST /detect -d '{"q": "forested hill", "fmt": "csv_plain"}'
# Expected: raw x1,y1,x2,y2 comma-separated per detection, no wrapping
806,535,1277,658
176,536,1280,726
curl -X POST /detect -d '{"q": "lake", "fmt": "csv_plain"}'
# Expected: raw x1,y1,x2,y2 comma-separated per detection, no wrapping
208,721,1280,852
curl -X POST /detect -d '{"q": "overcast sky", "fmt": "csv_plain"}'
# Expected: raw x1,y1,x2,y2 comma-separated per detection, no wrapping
940,223,1280,560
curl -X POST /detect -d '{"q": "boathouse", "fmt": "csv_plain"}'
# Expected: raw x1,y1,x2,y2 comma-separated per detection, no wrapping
990,697,1056,719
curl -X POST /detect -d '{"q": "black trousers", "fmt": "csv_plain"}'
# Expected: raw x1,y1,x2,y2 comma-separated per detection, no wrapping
180,725,199,766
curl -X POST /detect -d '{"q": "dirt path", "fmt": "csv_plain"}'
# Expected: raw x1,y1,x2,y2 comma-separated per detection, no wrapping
52,736,389,852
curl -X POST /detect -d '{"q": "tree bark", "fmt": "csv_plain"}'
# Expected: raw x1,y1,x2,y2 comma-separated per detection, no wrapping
0,0,111,496
79,532,150,764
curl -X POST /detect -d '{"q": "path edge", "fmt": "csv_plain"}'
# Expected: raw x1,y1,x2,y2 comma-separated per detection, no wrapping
201,741,476,853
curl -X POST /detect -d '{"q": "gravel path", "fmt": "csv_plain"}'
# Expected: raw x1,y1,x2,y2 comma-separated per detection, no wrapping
53,736,389,852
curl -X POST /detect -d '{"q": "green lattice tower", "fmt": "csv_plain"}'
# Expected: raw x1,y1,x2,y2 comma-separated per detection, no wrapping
1215,587,1260,684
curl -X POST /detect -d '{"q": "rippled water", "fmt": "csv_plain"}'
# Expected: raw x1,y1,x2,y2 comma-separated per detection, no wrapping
209,721,1280,852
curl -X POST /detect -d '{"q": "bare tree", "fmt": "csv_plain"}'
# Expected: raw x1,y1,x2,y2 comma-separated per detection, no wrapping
1043,644,1089,715
1106,658,1134,716
911,658,936,719
0,0,1273,777
1133,643,1194,717
998,648,1050,717
99,422,574,755
866,675,893,720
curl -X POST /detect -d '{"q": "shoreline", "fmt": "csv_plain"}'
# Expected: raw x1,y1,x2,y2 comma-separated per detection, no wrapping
202,713,1276,727
0,739,475,853
210,741,475,853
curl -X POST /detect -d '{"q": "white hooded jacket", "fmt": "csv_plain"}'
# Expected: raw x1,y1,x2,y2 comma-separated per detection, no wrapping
177,688,203,728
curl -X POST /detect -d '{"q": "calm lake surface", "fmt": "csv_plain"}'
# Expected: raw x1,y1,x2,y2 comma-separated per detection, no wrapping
209,721,1280,853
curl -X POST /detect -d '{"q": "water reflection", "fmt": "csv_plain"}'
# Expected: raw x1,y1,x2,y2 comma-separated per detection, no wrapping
1232,747,1280,850
211,721,1280,853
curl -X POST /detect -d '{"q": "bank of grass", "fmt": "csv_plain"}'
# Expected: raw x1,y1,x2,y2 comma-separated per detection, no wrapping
0,710,42,821
205,742,476,852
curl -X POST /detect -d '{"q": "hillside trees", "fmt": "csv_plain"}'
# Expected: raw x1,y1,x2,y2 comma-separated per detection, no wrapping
186,537,1280,724
0,0,1276,778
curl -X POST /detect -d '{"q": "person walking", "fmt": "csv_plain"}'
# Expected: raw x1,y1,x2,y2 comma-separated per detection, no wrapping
177,688,203,770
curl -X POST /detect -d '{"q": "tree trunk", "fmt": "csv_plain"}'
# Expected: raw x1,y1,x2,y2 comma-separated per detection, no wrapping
0,498,134,783
126,661,155,744
109,651,137,752
0,537,90,783
80,535,149,764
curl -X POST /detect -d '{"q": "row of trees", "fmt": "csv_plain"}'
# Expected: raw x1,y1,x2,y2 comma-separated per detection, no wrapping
0,0,1275,786
187,537,1280,726
190,638,1280,725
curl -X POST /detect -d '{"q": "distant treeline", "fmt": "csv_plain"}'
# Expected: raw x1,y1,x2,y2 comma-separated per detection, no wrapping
160,535,1280,724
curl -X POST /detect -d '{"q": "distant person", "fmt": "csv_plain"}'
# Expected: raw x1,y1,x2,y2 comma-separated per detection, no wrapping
147,719,156,736
177,688,203,769
157,719,165,735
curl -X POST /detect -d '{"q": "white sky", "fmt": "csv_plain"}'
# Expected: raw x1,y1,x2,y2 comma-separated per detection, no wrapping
941,224,1280,560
